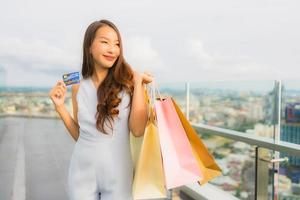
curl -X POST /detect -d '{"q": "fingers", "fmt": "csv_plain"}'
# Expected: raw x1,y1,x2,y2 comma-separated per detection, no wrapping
56,80,66,93
56,88,64,97
134,70,154,78
133,70,154,84
49,80,66,99
143,71,154,82
58,85,66,93
143,71,154,77
57,80,66,89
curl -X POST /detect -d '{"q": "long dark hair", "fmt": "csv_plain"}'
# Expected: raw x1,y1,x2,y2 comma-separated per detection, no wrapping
81,19,134,134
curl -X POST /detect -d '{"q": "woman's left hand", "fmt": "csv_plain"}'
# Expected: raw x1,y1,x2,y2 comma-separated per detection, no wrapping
133,70,154,85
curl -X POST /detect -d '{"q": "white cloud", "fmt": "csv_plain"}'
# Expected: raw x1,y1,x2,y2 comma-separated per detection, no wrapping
0,36,81,86
186,39,214,70
124,36,166,76
0,37,79,71
185,38,284,81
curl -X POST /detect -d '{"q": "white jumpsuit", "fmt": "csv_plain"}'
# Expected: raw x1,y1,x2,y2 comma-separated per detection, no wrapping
68,77,134,200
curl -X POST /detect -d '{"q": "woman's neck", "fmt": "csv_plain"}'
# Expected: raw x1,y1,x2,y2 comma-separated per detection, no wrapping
91,66,108,87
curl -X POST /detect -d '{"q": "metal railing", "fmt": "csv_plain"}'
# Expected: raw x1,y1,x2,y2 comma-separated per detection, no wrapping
176,122,300,200
179,81,300,200
193,123,300,157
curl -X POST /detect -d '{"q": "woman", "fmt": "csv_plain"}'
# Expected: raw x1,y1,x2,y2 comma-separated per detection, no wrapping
49,19,153,200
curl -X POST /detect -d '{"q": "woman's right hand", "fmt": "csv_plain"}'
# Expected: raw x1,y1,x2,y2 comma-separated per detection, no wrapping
49,80,67,109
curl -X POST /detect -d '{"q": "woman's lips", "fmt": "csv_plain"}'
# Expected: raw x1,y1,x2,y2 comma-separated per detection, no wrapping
103,55,115,61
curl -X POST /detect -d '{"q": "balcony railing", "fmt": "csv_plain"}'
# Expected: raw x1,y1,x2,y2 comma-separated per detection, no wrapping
174,80,300,200
1,79,300,200
175,123,300,200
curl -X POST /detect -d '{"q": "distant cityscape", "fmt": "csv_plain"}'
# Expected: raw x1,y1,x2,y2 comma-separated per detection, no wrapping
0,85,300,200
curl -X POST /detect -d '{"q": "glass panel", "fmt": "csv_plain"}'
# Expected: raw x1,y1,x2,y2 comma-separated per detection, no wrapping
275,151,300,199
189,80,276,138
278,80,300,199
199,134,256,199
281,80,300,143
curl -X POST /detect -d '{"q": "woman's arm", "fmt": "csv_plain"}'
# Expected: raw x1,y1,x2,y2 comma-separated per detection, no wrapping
55,104,80,141
49,81,80,141
129,71,153,137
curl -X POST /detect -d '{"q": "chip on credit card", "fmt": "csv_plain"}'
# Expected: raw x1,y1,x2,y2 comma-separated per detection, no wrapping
62,72,80,86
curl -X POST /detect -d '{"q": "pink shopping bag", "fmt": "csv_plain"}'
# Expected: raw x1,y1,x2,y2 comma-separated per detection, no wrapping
154,97,203,189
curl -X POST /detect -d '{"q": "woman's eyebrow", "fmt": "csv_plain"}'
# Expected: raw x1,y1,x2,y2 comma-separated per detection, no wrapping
99,36,119,42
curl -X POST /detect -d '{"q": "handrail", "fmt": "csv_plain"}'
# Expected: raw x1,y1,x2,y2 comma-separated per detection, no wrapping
192,123,300,157
180,183,240,200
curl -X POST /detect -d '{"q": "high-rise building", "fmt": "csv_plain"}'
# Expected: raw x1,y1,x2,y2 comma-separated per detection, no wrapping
281,124,300,166
281,103,300,183
285,103,300,123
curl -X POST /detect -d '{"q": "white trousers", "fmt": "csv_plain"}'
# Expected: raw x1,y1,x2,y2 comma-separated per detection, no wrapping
68,137,133,200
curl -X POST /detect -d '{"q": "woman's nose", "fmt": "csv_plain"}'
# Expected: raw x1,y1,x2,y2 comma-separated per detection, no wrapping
107,45,115,54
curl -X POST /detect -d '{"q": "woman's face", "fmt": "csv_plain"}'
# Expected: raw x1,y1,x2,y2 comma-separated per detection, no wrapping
90,25,120,69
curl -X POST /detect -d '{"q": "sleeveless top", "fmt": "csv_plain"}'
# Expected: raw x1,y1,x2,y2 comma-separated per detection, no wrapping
76,77,132,142
69,77,134,199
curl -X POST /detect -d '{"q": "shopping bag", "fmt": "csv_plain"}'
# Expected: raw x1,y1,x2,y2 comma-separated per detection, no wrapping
155,97,203,189
132,110,167,199
171,98,222,185
132,87,167,199
130,133,143,171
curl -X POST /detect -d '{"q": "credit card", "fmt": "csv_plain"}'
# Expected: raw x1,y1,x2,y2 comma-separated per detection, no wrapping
62,72,80,86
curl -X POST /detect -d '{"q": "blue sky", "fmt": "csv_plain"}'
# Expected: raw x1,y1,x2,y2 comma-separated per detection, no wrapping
0,0,299,87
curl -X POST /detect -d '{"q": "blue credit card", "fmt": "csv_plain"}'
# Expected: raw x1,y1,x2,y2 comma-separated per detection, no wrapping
62,72,80,86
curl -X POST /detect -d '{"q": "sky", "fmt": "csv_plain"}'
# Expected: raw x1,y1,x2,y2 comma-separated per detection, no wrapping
0,0,299,88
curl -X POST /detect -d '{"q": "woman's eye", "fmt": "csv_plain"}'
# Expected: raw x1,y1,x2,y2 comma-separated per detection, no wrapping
101,41,107,44
115,43,120,46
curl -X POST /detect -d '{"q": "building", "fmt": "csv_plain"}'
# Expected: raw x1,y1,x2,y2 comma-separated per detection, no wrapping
281,103,300,183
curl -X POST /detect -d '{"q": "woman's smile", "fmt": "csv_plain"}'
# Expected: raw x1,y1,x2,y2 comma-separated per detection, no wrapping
103,55,116,61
